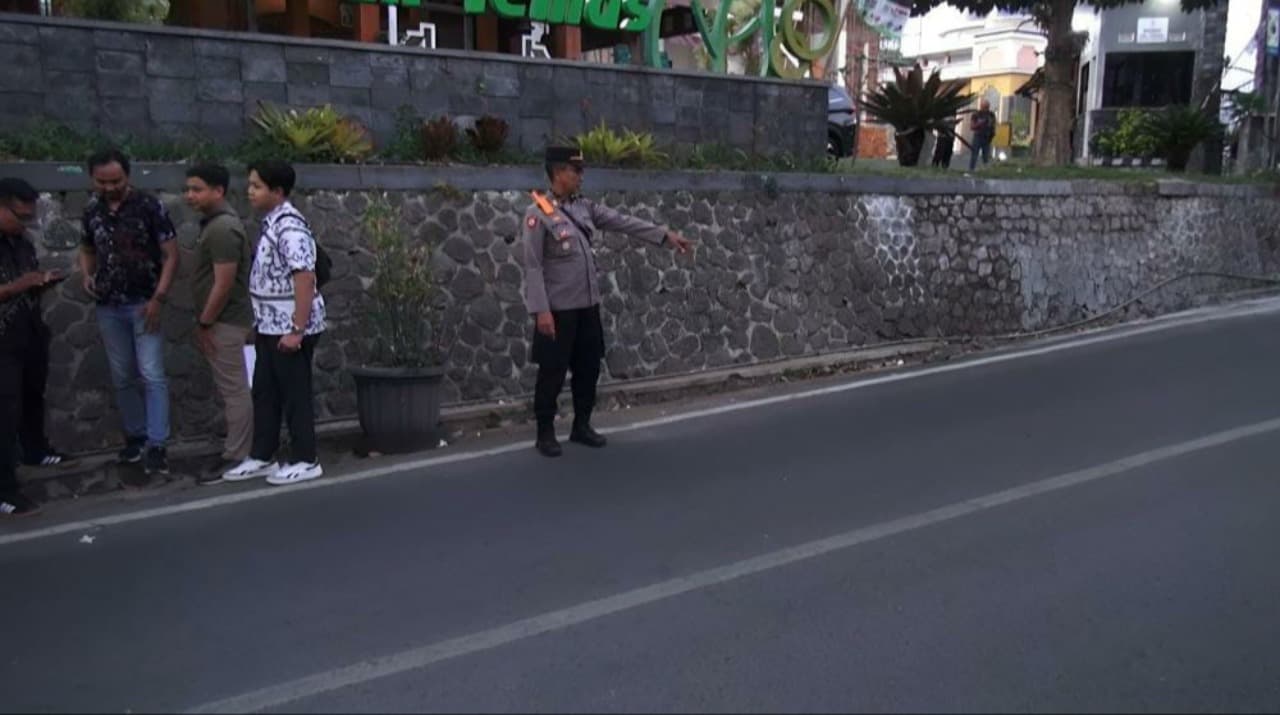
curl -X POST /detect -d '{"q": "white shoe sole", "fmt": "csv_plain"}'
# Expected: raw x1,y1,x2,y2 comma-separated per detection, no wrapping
223,466,278,482
267,466,323,486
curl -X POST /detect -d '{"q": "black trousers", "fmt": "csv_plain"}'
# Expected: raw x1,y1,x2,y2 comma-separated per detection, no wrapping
532,306,605,427
250,333,319,464
0,329,51,493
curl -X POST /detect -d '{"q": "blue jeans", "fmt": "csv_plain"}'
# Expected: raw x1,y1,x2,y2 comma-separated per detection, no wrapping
969,137,992,171
96,303,169,447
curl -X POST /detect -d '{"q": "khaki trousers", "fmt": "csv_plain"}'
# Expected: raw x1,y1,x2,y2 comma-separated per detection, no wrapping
206,322,252,461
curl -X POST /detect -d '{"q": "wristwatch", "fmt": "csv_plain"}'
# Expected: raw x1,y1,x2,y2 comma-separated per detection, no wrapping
289,322,306,336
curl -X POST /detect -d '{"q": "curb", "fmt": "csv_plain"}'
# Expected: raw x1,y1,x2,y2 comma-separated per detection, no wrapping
16,341,945,505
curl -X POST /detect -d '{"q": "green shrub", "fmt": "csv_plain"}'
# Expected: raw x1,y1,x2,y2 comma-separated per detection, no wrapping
572,122,666,168
247,102,374,163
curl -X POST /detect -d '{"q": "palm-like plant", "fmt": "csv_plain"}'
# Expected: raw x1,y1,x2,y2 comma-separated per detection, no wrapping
862,65,973,167
1145,106,1222,172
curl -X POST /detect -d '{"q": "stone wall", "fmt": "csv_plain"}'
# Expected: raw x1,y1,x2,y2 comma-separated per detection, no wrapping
0,13,826,157
10,162,1280,451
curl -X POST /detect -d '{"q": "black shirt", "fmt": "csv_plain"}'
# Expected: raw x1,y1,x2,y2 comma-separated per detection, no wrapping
0,231,43,352
81,190,176,305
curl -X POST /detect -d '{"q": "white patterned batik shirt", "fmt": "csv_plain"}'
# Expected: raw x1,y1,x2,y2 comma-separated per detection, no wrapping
249,201,326,337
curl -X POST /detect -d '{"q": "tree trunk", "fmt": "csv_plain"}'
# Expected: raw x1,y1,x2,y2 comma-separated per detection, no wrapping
1032,0,1078,167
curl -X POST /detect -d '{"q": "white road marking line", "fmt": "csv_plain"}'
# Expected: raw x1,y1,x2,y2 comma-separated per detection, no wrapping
184,415,1280,714
2,297,1278,549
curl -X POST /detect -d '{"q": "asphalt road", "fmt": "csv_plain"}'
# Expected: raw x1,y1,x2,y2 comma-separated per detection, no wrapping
4,301,1280,713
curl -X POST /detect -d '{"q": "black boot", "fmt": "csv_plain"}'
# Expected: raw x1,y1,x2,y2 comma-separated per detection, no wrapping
570,420,608,448
535,422,562,458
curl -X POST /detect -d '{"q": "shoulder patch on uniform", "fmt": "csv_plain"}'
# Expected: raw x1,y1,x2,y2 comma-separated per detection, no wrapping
526,216,538,229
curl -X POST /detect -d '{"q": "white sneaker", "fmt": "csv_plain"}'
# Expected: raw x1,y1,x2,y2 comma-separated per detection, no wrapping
223,458,279,482
267,462,323,486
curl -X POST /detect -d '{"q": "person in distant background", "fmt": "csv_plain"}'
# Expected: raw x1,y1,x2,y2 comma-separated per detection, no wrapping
968,99,997,172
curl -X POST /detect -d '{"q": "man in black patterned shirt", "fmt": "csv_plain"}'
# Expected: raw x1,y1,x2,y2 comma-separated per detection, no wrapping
78,149,178,481
0,178,65,516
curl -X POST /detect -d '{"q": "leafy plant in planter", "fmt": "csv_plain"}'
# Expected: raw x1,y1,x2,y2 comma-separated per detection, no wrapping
572,122,666,167
861,65,972,167
349,196,448,455
420,116,459,161
466,115,510,156
1145,105,1222,172
247,102,374,163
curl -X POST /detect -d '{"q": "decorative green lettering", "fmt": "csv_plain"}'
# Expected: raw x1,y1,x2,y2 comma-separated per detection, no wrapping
620,0,659,32
463,0,487,13
528,0,552,21
561,0,586,24
584,0,622,30
491,0,528,20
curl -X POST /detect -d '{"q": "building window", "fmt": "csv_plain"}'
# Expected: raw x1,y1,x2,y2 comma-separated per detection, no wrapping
1101,51,1195,108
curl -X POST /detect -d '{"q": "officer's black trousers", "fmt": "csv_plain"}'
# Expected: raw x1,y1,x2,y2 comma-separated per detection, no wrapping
531,305,605,428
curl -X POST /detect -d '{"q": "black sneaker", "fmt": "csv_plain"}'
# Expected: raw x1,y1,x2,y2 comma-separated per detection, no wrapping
144,447,169,476
118,438,145,465
21,448,72,468
195,456,233,486
0,492,40,517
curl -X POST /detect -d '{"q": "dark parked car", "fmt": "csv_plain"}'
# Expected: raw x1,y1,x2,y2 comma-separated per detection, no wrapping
828,84,859,159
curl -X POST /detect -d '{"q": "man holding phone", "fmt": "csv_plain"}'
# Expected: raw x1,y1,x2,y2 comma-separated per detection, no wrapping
0,178,67,516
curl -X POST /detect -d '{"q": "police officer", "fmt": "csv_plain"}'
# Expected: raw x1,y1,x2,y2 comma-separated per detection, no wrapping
522,146,692,458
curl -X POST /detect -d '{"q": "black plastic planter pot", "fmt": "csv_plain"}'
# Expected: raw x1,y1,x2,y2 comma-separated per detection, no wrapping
350,365,447,454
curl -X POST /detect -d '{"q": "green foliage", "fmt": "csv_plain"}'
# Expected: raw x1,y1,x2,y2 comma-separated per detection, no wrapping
572,122,666,167
1090,109,1157,158
248,103,374,163
466,115,510,156
862,65,972,167
1145,105,1222,171
420,116,458,161
382,105,425,163
0,122,217,163
862,65,973,133
362,196,443,369
1090,106,1220,171
61,0,168,23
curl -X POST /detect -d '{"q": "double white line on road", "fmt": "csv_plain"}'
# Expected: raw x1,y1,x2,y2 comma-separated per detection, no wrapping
3,295,1280,549
185,414,1280,713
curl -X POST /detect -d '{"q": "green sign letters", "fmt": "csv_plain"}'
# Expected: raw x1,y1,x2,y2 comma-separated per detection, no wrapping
462,0,660,32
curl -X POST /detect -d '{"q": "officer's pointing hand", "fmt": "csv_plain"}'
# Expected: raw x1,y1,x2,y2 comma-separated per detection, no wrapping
665,231,692,255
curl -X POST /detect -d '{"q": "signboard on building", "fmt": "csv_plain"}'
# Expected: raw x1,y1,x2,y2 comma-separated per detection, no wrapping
859,0,910,39
351,0,658,32
1136,17,1168,44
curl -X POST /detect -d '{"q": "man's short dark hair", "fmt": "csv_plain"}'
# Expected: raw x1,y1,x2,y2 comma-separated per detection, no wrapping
87,148,131,176
248,160,296,196
186,163,230,192
0,177,38,205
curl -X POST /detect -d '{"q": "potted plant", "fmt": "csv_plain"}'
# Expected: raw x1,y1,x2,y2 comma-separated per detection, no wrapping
861,65,973,168
349,196,447,454
1146,105,1223,172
